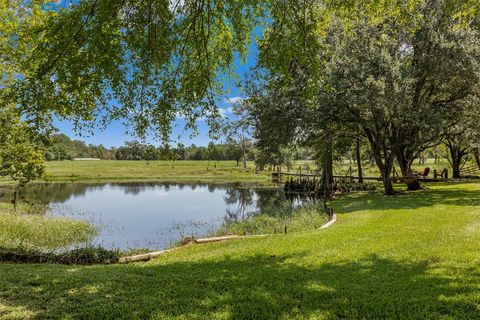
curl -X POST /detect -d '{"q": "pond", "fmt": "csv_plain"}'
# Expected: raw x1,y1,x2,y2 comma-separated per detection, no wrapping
18,182,302,250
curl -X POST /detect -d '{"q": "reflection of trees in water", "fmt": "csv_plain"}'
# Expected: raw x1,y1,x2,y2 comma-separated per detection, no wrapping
121,184,144,195
255,189,292,217
223,188,255,223
222,188,318,224
221,187,307,223
19,182,225,205
20,183,307,226
20,183,91,204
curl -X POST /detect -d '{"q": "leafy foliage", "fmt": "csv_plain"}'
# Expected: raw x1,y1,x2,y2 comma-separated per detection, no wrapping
251,0,480,194
0,111,46,186
0,246,119,265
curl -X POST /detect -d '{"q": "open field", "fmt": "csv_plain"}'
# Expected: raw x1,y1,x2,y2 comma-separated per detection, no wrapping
0,160,267,187
47,158,474,181
1,182,479,319
44,160,269,183
0,158,474,188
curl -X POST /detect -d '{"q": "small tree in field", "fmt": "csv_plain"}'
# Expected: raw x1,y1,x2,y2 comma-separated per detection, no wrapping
223,103,253,169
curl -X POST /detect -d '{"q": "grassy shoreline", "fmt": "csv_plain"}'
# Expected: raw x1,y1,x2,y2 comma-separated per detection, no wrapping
0,182,479,319
0,203,97,253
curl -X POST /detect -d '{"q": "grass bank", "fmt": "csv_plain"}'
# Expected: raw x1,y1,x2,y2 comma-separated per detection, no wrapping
0,203,132,265
218,203,330,236
0,203,96,253
1,182,479,319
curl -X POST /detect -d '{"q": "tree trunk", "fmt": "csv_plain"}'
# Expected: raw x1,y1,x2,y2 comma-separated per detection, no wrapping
373,151,395,195
13,185,19,211
241,135,247,169
356,138,364,183
363,129,395,195
448,145,465,179
380,166,395,195
395,147,414,177
474,149,480,170
319,137,334,198
451,156,461,179
398,157,410,177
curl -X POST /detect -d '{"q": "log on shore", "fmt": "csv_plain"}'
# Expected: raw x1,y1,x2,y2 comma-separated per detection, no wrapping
118,249,175,263
319,214,337,229
194,235,242,244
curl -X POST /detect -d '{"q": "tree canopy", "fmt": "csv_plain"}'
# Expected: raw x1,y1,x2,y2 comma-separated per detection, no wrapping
2,0,480,194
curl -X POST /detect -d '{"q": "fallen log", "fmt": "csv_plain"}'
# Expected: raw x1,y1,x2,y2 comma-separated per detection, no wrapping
319,214,337,229
194,235,242,244
118,249,175,263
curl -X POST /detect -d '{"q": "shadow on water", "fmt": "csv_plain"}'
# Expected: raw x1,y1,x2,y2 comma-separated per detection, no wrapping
0,253,478,319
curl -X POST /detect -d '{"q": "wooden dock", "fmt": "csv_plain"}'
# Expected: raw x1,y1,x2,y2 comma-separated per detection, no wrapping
272,172,456,183
272,172,381,181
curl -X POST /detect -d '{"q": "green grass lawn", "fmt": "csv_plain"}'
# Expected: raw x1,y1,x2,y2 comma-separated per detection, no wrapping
1,182,479,319
43,160,270,183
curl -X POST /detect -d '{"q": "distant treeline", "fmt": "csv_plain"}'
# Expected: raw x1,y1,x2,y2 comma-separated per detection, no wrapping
44,134,254,163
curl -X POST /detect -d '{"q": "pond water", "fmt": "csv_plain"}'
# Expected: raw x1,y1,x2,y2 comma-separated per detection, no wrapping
19,182,301,250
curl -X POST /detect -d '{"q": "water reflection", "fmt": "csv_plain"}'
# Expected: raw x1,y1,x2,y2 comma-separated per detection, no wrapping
14,182,303,250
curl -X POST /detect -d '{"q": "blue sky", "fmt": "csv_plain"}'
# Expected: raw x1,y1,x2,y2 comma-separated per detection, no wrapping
51,3,261,148
53,94,248,147
54,52,257,148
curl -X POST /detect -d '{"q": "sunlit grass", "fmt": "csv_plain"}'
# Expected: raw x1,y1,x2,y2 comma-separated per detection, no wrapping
0,203,97,252
0,182,479,319
42,160,271,183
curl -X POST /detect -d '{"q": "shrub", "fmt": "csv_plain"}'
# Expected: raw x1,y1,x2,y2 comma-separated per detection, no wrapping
0,246,120,265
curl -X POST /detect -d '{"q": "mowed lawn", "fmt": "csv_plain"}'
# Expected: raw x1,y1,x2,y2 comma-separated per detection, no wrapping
41,160,270,183
1,182,479,319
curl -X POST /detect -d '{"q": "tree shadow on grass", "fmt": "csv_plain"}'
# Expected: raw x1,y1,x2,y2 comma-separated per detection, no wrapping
1,253,478,319
334,182,480,213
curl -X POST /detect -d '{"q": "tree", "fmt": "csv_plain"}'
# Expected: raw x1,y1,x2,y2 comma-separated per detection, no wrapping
355,136,364,183
0,111,46,209
26,0,478,143
224,102,254,169
474,149,480,170
443,96,480,178
315,4,479,193
17,0,272,143
0,1,53,202
225,138,244,167
176,143,186,160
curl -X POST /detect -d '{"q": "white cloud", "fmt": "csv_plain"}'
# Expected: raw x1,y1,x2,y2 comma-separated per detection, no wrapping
224,97,244,104
175,107,231,122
